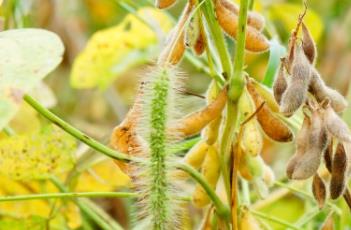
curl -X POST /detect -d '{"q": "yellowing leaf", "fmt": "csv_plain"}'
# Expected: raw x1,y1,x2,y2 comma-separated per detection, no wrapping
269,3,323,42
70,7,172,89
75,159,130,192
0,29,64,130
0,216,47,230
0,125,76,180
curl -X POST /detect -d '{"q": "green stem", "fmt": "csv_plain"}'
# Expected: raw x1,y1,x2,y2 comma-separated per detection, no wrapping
251,210,299,230
201,0,232,77
176,163,230,220
229,0,249,101
50,177,123,230
0,192,137,202
23,94,131,162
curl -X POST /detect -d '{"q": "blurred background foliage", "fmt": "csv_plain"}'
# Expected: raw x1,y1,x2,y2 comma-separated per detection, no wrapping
0,0,351,229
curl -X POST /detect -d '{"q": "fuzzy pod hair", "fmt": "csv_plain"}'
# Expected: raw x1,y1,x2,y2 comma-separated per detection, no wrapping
321,104,351,143
246,79,294,142
273,62,288,104
280,43,312,117
133,67,184,229
214,0,269,52
286,111,329,180
155,0,177,9
302,23,317,64
312,173,326,209
330,142,349,199
309,68,348,112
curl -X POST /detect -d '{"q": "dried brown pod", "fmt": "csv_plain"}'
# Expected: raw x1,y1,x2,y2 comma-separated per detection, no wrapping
158,3,192,65
214,0,269,52
309,68,348,112
312,173,326,209
330,142,349,199
301,22,317,64
321,104,351,142
287,112,328,180
273,61,288,104
246,79,294,142
155,0,177,9
218,0,265,31
280,44,312,116
176,87,227,137
193,25,206,55
323,140,333,172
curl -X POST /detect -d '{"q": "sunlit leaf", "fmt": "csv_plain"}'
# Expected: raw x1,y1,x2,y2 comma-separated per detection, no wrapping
269,3,323,42
0,29,64,130
262,38,286,87
0,125,76,180
70,7,173,89
0,216,46,230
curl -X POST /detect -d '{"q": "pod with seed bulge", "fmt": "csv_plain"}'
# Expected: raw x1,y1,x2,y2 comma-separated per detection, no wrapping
218,0,265,31
174,140,209,179
241,119,263,157
273,62,288,104
246,79,294,142
280,44,312,116
251,80,280,112
238,152,264,181
288,111,328,180
192,145,220,207
321,104,351,142
330,142,348,199
301,23,317,64
215,0,269,52
309,68,348,112
312,173,326,209
155,0,177,9
177,88,227,137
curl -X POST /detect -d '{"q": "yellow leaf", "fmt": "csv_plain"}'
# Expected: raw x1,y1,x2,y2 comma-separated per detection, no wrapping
75,159,131,192
269,3,323,42
71,7,173,89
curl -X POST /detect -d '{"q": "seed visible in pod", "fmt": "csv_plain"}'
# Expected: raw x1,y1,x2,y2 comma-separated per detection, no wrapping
273,61,288,104
280,43,312,116
214,0,269,52
246,79,293,142
309,68,348,113
330,142,348,199
301,22,317,64
287,111,328,180
312,173,326,209
155,0,177,9
321,104,351,143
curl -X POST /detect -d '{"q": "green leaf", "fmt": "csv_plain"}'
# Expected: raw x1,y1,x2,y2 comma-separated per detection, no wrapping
70,7,173,89
262,38,286,87
0,125,76,180
269,3,323,42
0,29,64,130
0,216,47,230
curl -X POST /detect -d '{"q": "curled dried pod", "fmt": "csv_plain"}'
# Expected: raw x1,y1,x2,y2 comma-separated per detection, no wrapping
301,22,317,64
174,140,209,179
273,61,288,104
280,43,312,116
176,87,227,137
219,0,265,31
309,68,348,112
155,0,177,9
312,173,326,209
158,3,192,65
246,79,294,142
214,0,269,52
330,142,349,199
192,145,220,207
321,104,351,143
